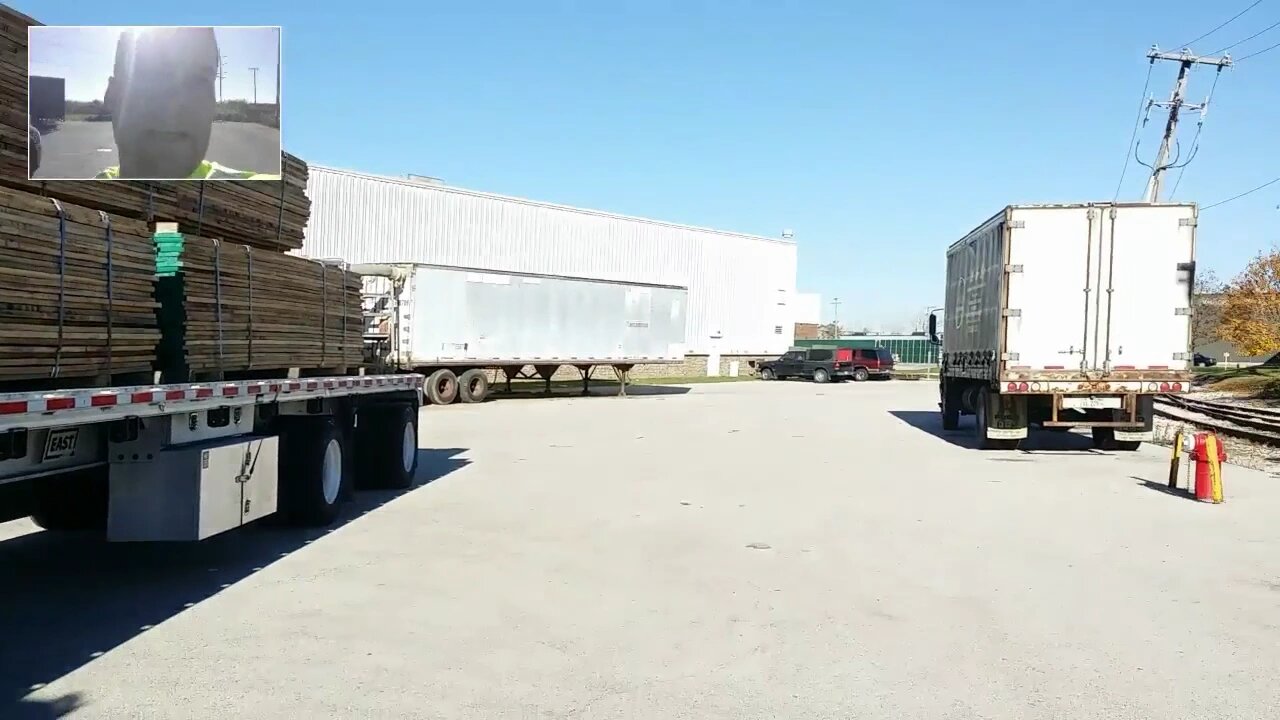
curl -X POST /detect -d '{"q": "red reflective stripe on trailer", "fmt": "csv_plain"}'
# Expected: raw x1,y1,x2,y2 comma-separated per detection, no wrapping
222,386,239,397
1114,365,1136,370
195,388,213,399
91,395,118,407
1010,365,1031,370
131,391,156,404
269,383,281,393
248,384,263,395
306,381,319,391
1148,365,1169,369
324,381,335,389
165,390,186,401
362,378,372,387
46,398,75,410
1043,365,1066,370
0,401,28,415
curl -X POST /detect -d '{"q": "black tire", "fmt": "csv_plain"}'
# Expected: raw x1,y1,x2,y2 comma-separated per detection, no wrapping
941,383,959,431
813,367,830,384
426,369,459,405
277,416,348,527
355,403,419,490
760,368,776,381
458,369,490,403
853,367,870,382
29,467,107,532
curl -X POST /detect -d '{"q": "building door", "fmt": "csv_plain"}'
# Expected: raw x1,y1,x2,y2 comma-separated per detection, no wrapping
706,333,723,377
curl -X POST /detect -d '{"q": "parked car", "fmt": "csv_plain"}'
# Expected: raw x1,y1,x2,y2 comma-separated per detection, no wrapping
758,346,895,383
1193,352,1217,367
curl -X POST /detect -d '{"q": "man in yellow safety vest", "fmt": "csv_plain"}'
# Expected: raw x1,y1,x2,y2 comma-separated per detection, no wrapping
97,27,280,180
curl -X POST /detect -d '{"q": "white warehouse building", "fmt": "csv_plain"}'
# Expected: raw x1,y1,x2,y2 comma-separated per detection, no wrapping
301,166,800,369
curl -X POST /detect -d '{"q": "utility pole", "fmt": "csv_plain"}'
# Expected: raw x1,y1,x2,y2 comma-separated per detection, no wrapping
1142,46,1231,202
831,297,841,336
217,54,229,102
248,67,259,103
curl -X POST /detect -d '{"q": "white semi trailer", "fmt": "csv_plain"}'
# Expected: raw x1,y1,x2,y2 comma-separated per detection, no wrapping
928,202,1196,450
357,263,688,402
0,373,422,540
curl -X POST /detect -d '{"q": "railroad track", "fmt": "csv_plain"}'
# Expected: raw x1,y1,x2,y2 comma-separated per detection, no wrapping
1154,395,1280,446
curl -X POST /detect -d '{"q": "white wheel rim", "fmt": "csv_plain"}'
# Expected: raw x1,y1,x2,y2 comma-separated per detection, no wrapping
321,438,342,505
401,419,416,474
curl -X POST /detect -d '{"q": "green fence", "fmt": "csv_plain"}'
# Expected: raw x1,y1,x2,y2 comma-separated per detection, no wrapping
793,337,940,365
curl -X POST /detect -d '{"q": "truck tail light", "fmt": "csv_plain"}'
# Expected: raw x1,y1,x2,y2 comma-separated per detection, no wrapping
1007,382,1017,392
1159,382,1170,392
1006,382,1030,393
1171,382,1182,392
1018,382,1028,392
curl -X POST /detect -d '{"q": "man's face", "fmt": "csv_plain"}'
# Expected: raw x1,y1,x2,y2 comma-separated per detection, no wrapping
106,28,218,178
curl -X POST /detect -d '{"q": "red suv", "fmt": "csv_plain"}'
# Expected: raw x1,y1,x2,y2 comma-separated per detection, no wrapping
850,348,894,381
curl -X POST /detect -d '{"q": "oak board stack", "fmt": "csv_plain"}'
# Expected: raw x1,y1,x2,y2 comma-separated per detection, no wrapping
4,154,311,251
154,228,363,382
0,187,159,384
0,4,38,178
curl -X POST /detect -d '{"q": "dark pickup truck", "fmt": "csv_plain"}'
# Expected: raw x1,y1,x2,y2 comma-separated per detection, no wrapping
758,346,895,383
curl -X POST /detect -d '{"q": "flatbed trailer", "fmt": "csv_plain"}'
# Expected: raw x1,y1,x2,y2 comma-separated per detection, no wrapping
0,373,423,540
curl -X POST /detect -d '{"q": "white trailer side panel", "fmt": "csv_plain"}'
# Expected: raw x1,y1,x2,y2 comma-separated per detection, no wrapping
397,265,687,364
302,167,797,355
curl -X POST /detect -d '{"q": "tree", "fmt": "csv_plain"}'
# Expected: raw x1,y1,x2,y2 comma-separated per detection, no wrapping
818,322,844,339
1220,251,1280,357
1191,268,1224,349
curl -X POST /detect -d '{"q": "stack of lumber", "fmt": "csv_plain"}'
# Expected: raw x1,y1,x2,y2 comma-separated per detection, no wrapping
154,227,362,379
4,154,311,251
0,4,38,178
0,187,159,381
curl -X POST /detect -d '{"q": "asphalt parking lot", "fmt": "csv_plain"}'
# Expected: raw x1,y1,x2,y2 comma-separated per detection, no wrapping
32,120,281,179
4,380,1280,718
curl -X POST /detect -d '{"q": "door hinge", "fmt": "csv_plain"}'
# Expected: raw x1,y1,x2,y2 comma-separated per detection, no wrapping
1173,352,1190,361
1174,307,1192,316
1003,264,1023,273
1179,218,1197,227
1001,352,1020,361
1002,308,1022,318
1008,220,1026,229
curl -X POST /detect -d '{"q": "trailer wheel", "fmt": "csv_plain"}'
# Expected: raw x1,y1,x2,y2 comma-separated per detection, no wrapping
29,467,107,532
278,416,347,527
941,382,959,431
356,403,419,490
853,367,870,382
813,367,830,384
458,369,490,403
426,369,459,405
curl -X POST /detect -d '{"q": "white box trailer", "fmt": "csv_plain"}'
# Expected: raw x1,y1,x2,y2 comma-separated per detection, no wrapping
928,202,1195,450
0,374,423,541
357,263,688,402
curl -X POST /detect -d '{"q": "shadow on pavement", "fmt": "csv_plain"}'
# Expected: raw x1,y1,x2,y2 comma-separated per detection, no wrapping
888,410,1103,452
0,447,469,719
1132,476,1196,501
489,384,693,402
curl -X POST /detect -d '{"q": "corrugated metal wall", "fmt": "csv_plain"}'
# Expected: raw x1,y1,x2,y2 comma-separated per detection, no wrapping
302,167,798,355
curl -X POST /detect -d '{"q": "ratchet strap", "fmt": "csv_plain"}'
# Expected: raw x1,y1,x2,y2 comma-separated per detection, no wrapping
99,211,114,378
49,198,67,378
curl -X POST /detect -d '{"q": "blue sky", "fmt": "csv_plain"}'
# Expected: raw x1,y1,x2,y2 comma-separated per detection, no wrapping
29,25,278,103
25,0,1280,330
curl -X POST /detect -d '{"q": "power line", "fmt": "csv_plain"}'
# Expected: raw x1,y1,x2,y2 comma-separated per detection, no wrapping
1202,176,1280,209
1113,61,1156,201
1236,37,1280,60
1178,0,1266,48
1211,18,1280,54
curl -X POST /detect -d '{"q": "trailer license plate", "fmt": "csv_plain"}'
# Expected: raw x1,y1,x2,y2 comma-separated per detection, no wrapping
42,428,79,462
1062,396,1122,410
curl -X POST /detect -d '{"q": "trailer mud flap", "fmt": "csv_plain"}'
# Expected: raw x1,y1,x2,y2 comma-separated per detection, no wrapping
1113,395,1154,441
987,393,1028,440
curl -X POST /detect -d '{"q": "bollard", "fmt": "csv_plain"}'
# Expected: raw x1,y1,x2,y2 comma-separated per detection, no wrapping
1168,428,1184,488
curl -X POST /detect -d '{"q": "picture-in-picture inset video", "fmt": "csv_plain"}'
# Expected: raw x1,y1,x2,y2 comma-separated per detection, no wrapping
28,25,282,180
